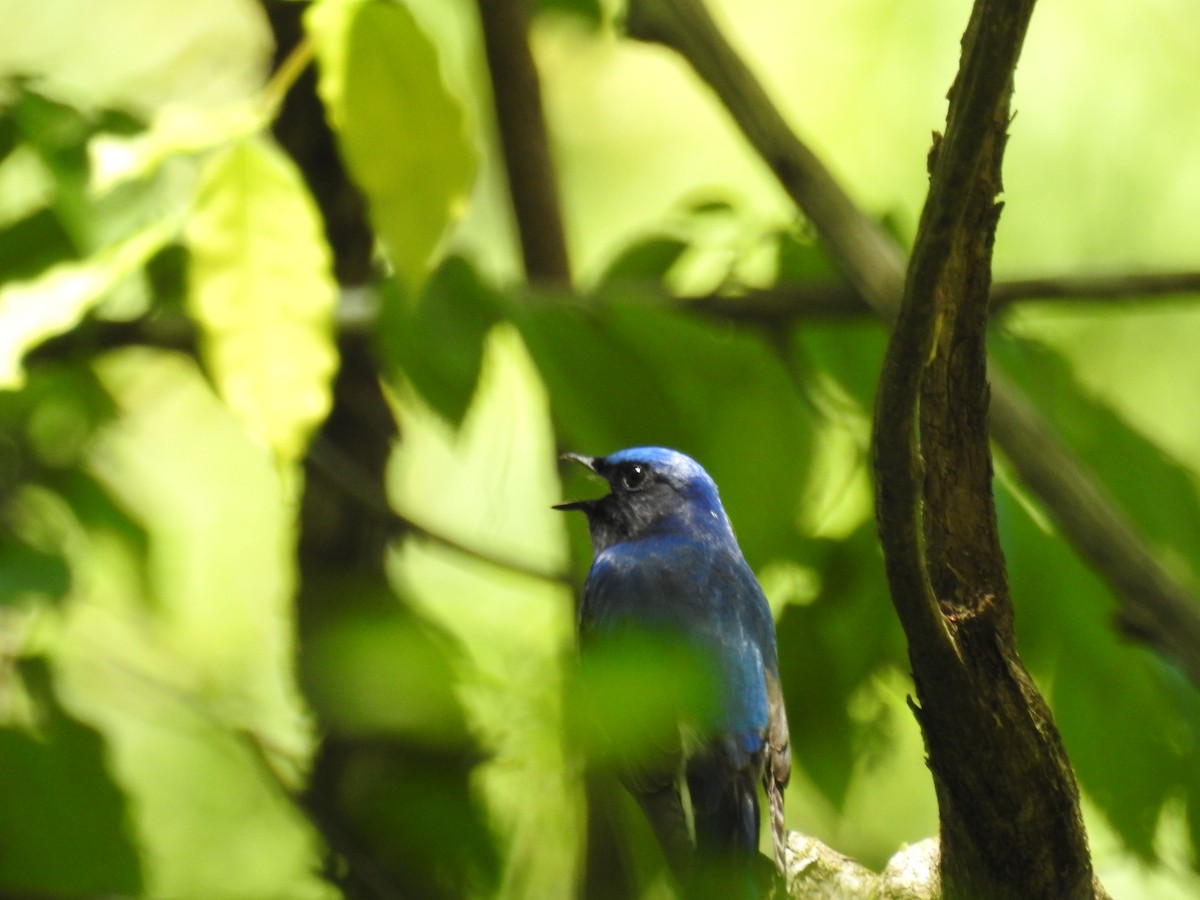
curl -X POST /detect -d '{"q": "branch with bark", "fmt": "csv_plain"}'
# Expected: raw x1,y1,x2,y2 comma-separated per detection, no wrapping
872,0,1108,894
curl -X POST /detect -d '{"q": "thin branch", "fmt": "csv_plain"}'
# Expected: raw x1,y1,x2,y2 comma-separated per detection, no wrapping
625,0,905,314
689,269,1200,322
623,0,1200,697
476,0,573,285
992,270,1200,306
307,436,571,586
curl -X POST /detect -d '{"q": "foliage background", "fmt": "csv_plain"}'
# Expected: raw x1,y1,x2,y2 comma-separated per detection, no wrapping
1,0,1200,897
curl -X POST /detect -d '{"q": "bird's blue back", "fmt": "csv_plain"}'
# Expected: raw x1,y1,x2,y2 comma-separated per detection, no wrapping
581,528,775,763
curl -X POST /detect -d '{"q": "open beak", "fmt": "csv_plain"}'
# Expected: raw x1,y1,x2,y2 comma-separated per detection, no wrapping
553,453,603,511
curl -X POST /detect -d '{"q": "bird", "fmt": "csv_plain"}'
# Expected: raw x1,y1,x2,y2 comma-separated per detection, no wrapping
555,447,790,892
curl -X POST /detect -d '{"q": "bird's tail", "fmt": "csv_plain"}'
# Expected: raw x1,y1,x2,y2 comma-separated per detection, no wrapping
635,781,694,881
766,773,786,872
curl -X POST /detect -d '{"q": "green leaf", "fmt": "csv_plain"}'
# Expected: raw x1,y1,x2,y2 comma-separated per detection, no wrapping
304,604,469,743
995,335,1200,589
0,538,70,606
0,207,77,282
185,136,339,461
991,335,1200,857
776,227,843,284
776,525,907,808
0,659,142,896
376,257,504,426
308,0,477,297
996,481,1190,859
519,299,814,563
594,235,690,289
534,0,603,27
0,216,176,389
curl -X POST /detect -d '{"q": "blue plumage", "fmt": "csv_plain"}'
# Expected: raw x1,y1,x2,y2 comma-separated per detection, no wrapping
557,447,790,887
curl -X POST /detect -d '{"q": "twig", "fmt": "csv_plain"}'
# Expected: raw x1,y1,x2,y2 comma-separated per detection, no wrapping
688,269,1200,322
476,0,573,285
307,436,571,586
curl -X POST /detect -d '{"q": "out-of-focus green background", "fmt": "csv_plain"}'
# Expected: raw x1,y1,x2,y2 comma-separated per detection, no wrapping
1,0,1199,897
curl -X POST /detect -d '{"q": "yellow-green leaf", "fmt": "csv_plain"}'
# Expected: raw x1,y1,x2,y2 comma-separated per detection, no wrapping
0,218,176,389
185,137,338,461
307,0,477,297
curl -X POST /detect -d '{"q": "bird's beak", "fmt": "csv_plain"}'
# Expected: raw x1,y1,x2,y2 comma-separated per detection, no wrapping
554,453,602,512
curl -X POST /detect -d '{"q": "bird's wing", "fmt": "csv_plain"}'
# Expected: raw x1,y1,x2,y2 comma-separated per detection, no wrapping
764,667,790,871
726,559,791,872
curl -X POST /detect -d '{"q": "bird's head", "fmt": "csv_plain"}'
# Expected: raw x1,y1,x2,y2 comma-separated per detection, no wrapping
554,447,732,552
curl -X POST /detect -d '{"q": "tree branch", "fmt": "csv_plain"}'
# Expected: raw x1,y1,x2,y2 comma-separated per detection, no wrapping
874,0,1108,895
476,0,573,285
687,269,1200,322
622,0,1200,698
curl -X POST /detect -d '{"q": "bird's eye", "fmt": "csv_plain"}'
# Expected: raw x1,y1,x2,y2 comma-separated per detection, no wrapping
620,464,649,491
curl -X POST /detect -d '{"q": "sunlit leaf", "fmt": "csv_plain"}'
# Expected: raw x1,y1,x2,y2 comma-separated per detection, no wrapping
0,216,176,388
388,325,580,897
307,0,477,296
0,659,142,896
185,136,339,461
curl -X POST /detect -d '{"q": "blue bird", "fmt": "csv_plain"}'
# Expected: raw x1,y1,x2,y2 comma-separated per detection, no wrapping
556,447,790,889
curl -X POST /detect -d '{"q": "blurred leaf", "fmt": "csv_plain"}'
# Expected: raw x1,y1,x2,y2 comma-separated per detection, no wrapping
594,235,689,290
186,136,339,461
0,216,176,388
995,335,1200,591
388,326,580,897
323,736,500,898
304,605,468,743
0,537,69,605
376,257,504,426
996,481,1192,859
0,107,18,165
791,318,889,411
9,86,91,186
90,104,261,194
534,0,603,27
0,658,142,896
308,0,477,296
0,207,77,282
518,299,814,563
776,525,905,808
567,630,722,770
775,227,842,285
991,336,1200,856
